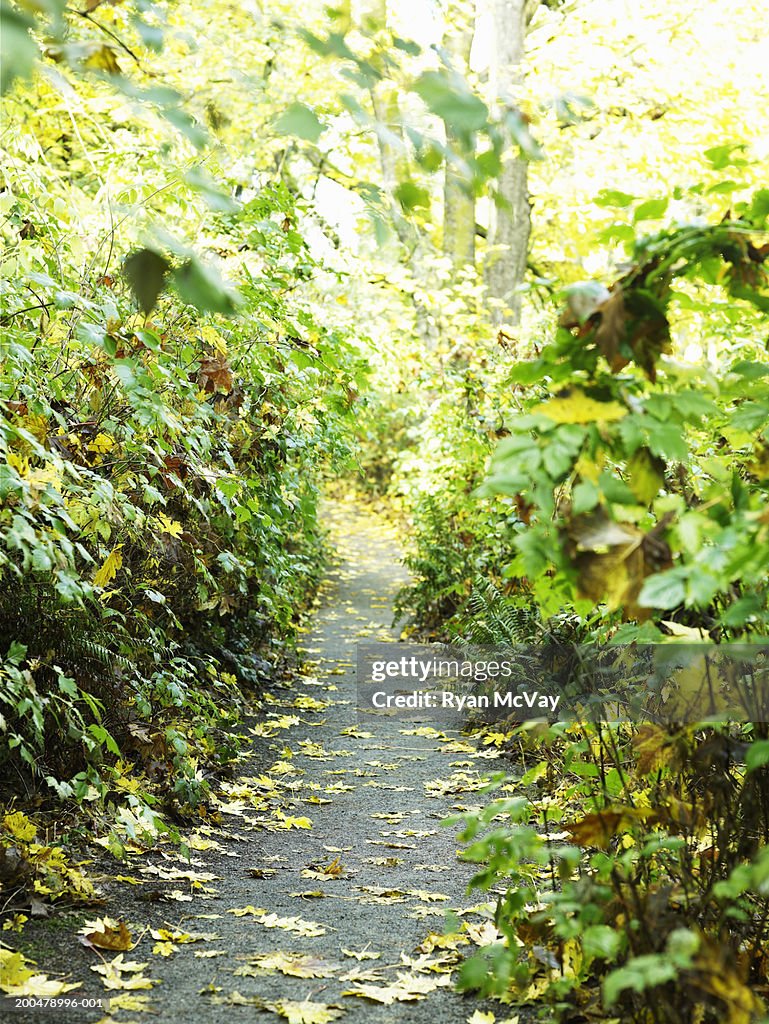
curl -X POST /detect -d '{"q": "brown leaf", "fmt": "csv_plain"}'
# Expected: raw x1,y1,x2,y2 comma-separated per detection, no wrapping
632,724,675,775
565,806,654,848
592,289,630,373
197,354,233,394
565,509,672,620
84,919,133,951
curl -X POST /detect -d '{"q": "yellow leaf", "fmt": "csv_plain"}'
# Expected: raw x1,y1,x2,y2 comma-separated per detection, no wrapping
343,972,451,1004
533,388,627,424
152,941,177,957
3,811,37,841
0,949,35,989
93,547,123,588
468,1012,496,1024
107,993,155,1012
341,948,381,961
256,914,326,937
6,452,29,476
274,814,312,830
87,432,115,454
236,952,337,979
2,914,28,933
226,906,268,918
417,932,469,953
155,514,183,537
265,999,345,1024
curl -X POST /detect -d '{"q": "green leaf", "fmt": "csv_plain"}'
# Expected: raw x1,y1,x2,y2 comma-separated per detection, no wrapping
730,402,769,431
703,142,748,170
746,739,769,773
123,248,170,316
645,421,688,463
627,448,664,504
582,924,622,961
413,71,488,132
394,181,430,211
184,167,239,213
572,480,600,515
0,2,39,94
543,442,576,480
599,471,639,505
273,102,326,143
594,189,635,208
172,258,239,315
603,954,677,1006
633,198,669,222
638,568,687,610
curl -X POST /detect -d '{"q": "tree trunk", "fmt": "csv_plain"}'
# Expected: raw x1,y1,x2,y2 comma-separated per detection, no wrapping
485,0,530,325
443,6,476,270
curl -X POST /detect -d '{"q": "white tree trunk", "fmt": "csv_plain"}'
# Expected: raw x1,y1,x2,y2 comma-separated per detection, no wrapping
485,0,530,325
443,5,476,270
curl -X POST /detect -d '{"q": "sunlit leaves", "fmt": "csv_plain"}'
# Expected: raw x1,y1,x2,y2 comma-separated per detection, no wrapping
123,249,240,317
413,71,488,134
532,389,626,424
274,102,327,144
0,948,80,997
0,2,40,94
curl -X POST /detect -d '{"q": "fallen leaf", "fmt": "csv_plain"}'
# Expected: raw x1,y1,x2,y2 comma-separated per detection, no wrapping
343,972,451,1004
235,951,337,979
257,913,327,937
107,993,155,1013
2,812,37,842
264,999,345,1024
81,918,133,951
0,948,80,996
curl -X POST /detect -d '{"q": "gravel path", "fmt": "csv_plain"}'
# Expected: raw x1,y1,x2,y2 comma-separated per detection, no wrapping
5,499,525,1024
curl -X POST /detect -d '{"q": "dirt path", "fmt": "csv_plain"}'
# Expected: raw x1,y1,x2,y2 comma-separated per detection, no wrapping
8,499,520,1024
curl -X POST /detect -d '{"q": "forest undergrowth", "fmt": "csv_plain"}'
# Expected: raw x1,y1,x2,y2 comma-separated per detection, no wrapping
2,1,769,1021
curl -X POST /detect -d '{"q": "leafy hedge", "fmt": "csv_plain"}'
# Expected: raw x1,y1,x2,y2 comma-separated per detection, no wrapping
1,171,365,833
390,193,769,1021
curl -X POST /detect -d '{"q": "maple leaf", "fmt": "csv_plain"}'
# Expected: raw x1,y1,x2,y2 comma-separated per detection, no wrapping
108,992,155,1012
302,856,347,879
341,947,381,961
90,955,158,992
565,806,655,848
2,811,36,842
226,905,268,917
417,931,470,953
0,955,81,998
197,353,234,394
152,941,177,957
236,951,337,979
343,972,451,1004
274,813,313,830
264,999,345,1024
256,913,327,937
80,917,133,951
